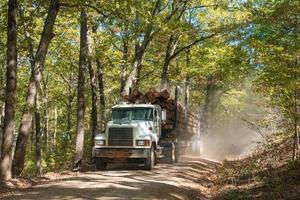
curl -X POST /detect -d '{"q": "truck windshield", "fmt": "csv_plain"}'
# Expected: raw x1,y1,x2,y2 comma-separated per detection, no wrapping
112,108,153,121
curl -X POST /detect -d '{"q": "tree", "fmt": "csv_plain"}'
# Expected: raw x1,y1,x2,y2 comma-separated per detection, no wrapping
249,0,299,159
87,30,98,158
0,0,17,181
35,92,41,176
121,0,161,96
96,57,106,132
120,0,189,96
74,9,88,168
0,106,4,157
13,0,60,176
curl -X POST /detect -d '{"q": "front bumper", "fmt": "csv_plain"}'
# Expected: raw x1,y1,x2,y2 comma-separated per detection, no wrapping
94,148,150,159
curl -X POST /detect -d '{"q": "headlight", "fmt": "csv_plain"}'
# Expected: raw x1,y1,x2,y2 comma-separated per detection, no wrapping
136,140,150,146
95,140,106,146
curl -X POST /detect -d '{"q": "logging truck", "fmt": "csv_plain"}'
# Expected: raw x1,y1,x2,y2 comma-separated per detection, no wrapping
92,87,199,170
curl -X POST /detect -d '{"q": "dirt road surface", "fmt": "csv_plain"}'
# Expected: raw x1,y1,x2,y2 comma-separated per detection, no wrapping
0,157,221,200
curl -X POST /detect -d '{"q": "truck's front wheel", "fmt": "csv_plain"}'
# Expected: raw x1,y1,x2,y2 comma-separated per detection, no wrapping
95,158,107,171
145,147,155,170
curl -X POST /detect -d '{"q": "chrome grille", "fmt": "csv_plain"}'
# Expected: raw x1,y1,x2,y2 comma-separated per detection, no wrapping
108,127,133,146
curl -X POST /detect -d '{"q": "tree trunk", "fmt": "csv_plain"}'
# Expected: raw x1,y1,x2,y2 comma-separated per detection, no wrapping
0,105,5,157
122,47,144,96
160,58,171,90
160,34,178,90
0,64,5,158
43,75,49,148
120,34,128,94
66,82,74,138
202,77,215,134
184,50,190,127
0,0,17,181
201,76,223,134
293,117,298,160
96,58,106,132
13,0,59,176
134,41,146,90
53,106,57,147
91,25,105,132
293,90,299,160
87,31,98,158
74,9,87,168
35,92,41,176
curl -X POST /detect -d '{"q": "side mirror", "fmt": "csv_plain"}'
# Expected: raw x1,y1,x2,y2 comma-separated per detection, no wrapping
161,109,166,123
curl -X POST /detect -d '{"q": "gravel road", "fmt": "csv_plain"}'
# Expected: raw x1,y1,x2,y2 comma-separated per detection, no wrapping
1,156,220,200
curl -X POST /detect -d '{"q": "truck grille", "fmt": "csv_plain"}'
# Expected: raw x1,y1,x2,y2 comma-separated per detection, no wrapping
108,127,133,146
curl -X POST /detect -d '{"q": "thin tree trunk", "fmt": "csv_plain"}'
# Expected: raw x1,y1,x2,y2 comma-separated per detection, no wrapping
184,50,190,127
66,86,73,140
160,34,178,90
87,31,98,159
296,90,300,159
202,76,222,133
35,92,41,176
293,90,299,160
293,118,298,160
202,77,214,134
91,27,106,132
120,34,128,94
74,9,88,168
13,0,59,176
96,58,106,132
0,105,5,157
0,64,5,158
0,0,17,181
53,106,57,147
43,75,49,148
66,82,74,138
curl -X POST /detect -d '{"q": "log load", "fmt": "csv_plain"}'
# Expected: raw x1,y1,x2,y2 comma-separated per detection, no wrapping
124,88,199,140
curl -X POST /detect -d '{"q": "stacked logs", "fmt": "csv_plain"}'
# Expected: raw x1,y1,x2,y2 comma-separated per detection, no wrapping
124,88,199,139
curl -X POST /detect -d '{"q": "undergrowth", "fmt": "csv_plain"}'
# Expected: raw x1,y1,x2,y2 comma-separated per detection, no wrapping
214,132,300,200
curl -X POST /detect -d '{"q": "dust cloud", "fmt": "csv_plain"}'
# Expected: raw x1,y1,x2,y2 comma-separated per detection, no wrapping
199,118,263,161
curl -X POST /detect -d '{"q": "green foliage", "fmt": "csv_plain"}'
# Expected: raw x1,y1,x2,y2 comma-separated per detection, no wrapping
249,0,299,125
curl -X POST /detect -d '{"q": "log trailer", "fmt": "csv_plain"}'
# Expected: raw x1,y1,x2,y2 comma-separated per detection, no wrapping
92,87,199,170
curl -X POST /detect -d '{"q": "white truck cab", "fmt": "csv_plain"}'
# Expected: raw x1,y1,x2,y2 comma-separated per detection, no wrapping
93,104,165,170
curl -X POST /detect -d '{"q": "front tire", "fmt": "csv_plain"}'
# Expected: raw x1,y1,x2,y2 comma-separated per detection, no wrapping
95,158,107,171
145,147,155,170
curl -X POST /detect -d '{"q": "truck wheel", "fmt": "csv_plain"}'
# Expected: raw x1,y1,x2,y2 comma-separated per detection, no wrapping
145,147,155,170
165,144,175,164
175,144,179,163
95,158,107,171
